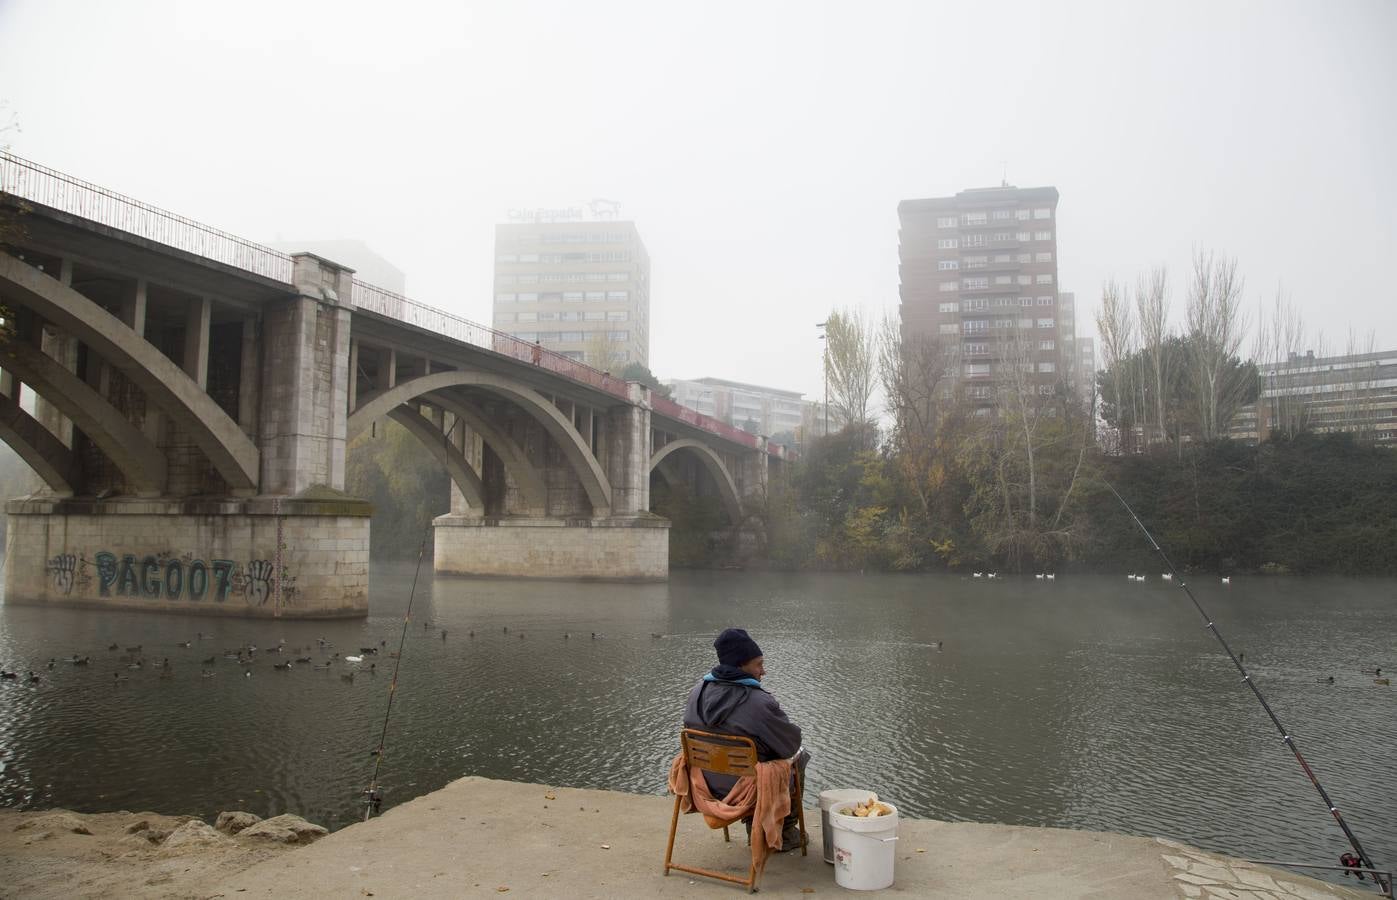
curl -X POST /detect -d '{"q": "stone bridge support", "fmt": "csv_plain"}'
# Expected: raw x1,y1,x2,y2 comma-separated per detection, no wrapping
1,251,369,618
429,381,667,581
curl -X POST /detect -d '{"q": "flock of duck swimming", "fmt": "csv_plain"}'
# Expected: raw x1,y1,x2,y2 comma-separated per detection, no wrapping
0,623,636,687
970,571,1233,584
0,633,399,686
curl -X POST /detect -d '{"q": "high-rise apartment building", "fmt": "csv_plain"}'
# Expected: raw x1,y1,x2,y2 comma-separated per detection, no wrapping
492,220,650,369
898,185,1063,413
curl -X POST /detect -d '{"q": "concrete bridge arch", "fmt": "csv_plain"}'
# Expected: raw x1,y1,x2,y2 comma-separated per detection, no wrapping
347,370,611,517
0,253,259,492
649,438,743,525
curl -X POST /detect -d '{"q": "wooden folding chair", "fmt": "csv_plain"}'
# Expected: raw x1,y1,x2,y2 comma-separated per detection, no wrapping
663,728,806,893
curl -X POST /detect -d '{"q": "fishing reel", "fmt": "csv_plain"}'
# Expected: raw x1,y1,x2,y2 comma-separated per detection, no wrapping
362,787,383,817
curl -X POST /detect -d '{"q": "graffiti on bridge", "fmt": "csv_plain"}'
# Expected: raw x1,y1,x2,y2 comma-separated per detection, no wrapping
44,551,298,606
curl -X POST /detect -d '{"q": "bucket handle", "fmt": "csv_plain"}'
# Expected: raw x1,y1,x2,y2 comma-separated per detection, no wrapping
877,835,899,844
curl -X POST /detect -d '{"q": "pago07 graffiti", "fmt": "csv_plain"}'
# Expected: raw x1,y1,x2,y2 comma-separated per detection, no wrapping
43,551,297,606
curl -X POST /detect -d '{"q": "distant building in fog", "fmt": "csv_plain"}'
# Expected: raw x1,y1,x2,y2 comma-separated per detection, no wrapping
664,377,804,438
898,184,1065,416
1228,348,1397,444
492,220,651,369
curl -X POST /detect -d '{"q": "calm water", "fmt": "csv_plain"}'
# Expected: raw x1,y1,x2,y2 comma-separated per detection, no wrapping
0,566,1393,879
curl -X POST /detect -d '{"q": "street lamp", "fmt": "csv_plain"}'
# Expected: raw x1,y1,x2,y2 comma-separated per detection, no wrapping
816,321,828,437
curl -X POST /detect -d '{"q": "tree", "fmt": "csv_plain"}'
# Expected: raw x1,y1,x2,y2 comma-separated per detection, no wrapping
1134,266,1172,449
618,361,672,398
1254,289,1312,440
824,308,877,442
1186,250,1251,441
1095,279,1136,453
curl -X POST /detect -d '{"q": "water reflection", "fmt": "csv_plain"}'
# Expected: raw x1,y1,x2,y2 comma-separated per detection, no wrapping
0,567,1392,881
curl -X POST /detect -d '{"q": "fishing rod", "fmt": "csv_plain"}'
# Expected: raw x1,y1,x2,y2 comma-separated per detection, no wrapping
1104,481,1388,894
361,527,430,822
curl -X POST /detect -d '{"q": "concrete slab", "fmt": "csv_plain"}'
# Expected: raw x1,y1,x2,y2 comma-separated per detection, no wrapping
207,777,1370,899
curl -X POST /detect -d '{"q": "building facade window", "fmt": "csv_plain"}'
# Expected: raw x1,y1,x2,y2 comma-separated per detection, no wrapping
963,212,988,225
585,291,605,301
496,312,516,323
937,238,959,249
939,323,958,334
994,275,1012,285
606,290,629,300
1034,231,1052,241
606,310,628,320
1038,361,1056,372
1037,318,1054,328
1016,209,1031,220
563,291,584,302
1035,251,1052,262
1033,208,1052,219
938,260,960,270
938,301,959,313
1039,340,1055,350
1017,275,1031,285
1036,274,1053,284
609,330,629,341
963,319,988,333
965,298,989,310
937,215,957,228
584,310,605,320
1036,295,1054,306
1016,253,1032,263
495,293,516,303
963,277,989,290
993,209,1014,221
964,255,988,269
963,233,986,248
939,281,959,292
517,311,537,322
518,292,538,302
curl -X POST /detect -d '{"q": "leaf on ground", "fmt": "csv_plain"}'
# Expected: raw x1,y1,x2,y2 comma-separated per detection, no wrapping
496,887,510,893
916,848,926,853
600,844,611,850
544,792,556,800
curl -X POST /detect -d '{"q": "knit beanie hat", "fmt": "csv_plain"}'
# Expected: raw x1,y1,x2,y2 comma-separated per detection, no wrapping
714,627,762,667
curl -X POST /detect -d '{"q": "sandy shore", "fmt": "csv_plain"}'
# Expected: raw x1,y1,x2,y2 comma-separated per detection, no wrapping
0,807,326,900
1,779,1373,899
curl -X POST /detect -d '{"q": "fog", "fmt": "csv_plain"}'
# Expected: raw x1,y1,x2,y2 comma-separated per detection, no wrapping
2,0,1393,400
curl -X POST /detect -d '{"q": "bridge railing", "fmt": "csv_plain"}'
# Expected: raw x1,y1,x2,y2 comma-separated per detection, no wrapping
649,393,762,449
0,151,295,283
351,279,632,400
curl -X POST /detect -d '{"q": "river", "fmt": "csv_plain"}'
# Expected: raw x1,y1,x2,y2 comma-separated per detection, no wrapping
0,565,1393,880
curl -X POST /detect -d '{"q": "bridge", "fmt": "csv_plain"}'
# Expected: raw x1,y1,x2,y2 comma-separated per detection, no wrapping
0,153,786,617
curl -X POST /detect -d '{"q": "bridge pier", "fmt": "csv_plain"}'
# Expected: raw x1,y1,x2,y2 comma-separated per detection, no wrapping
1,249,370,617
431,383,669,581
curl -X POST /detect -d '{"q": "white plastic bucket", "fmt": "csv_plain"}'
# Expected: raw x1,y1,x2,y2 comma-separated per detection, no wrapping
818,790,871,864
829,801,898,891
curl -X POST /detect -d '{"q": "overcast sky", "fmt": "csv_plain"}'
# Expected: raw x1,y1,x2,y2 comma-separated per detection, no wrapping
3,0,1394,401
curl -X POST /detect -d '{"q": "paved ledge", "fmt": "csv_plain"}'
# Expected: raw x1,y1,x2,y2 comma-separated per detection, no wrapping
209,776,1369,899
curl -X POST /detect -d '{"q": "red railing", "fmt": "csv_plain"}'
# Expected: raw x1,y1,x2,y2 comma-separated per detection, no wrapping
351,280,631,400
650,393,761,449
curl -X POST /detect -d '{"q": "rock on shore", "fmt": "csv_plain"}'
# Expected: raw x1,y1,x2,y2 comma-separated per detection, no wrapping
0,807,326,900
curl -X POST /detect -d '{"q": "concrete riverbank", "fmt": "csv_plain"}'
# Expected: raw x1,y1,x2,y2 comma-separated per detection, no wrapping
5,777,1369,899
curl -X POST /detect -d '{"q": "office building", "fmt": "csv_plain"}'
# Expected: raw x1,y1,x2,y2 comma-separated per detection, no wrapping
492,220,650,369
898,185,1063,413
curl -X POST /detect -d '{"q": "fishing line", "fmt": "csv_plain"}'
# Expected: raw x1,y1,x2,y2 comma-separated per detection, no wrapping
1103,481,1388,894
361,526,430,822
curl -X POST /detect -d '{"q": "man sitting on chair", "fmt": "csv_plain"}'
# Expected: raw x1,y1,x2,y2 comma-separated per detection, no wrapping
683,627,808,851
